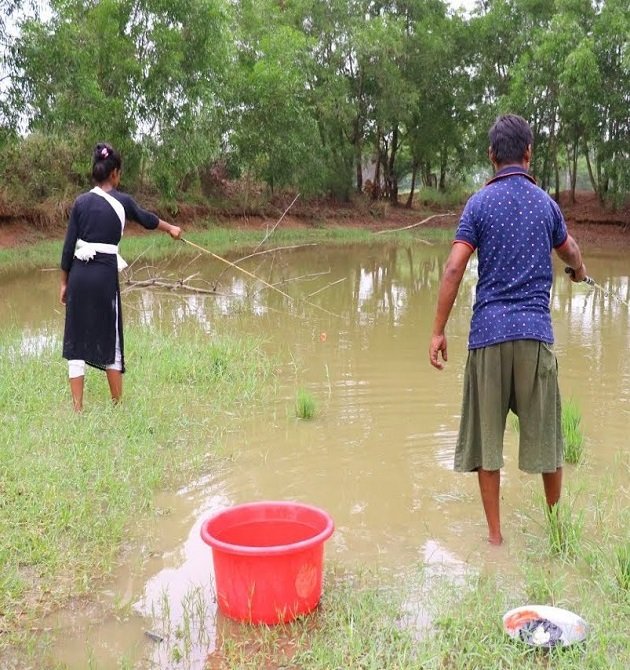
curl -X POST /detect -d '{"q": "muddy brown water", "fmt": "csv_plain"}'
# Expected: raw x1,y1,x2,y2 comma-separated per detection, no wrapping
1,242,629,668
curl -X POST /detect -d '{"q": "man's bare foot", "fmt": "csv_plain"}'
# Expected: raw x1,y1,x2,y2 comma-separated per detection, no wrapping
488,534,504,546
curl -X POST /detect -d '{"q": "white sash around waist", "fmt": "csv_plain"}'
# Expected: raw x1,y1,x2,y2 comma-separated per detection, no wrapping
74,239,128,272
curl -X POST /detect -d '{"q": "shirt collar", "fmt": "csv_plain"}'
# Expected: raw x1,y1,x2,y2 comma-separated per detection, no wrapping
486,165,536,186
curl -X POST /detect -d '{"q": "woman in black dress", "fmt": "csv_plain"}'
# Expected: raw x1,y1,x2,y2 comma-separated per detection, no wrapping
60,143,181,411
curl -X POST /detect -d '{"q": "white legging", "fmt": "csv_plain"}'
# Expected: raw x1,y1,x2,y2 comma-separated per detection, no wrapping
68,302,122,378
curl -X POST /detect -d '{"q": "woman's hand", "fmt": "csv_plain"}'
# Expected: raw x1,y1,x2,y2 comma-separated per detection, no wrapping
168,224,182,240
157,219,182,240
60,271,69,305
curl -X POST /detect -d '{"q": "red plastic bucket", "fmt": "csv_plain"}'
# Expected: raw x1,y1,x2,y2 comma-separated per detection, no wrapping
200,501,334,624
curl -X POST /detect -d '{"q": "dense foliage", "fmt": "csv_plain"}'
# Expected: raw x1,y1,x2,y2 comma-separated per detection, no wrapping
0,0,628,206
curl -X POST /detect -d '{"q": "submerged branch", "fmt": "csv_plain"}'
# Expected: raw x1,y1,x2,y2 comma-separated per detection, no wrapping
121,277,220,295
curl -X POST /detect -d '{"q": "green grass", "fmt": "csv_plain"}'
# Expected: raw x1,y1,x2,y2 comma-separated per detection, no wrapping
0,322,273,653
295,387,316,419
147,555,629,670
562,398,585,464
0,220,457,278
615,543,630,592
410,184,472,208
510,399,586,465
545,500,585,560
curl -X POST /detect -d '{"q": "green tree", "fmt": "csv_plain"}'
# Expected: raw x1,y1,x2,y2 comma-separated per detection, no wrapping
226,0,327,195
7,0,230,199
589,0,630,205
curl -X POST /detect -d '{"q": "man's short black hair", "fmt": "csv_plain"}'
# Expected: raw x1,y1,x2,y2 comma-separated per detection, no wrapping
489,114,533,166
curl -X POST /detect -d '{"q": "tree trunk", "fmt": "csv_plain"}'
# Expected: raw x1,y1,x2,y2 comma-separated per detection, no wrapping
372,130,382,200
422,161,435,188
405,162,418,209
439,144,447,192
388,125,399,205
583,141,600,200
355,154,363,194
569,140,578,204
353,116,363,193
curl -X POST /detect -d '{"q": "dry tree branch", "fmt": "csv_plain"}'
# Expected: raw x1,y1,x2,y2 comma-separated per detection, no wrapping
373,212,456,235
121,277,222,295
255,193,301,252
212,196,302,287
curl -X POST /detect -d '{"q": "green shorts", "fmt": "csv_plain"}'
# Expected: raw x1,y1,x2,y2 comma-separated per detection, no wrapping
454,340,563,474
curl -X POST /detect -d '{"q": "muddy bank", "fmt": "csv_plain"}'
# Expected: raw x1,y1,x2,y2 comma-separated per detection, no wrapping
0,190,628,250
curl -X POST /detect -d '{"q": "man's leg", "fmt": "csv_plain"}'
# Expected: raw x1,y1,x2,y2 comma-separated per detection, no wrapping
477,468,503,545
513,342,564,512
542,467,562,507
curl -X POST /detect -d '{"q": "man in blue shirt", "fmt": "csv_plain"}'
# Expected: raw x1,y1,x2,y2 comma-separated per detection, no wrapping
429,114,586,545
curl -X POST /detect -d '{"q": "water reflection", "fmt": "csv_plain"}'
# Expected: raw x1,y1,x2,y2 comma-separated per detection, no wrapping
1,242,629,668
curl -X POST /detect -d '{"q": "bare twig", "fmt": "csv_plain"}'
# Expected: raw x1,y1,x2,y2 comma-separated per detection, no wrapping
307,277,347,298
254,193,300,252
231,243,317,266
181,237,342,319
373,212,456,235
124,241,156,272
255,270,332,293
213,196,302,287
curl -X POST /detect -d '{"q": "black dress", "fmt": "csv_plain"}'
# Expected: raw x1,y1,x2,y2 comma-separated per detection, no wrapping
61,189,159,372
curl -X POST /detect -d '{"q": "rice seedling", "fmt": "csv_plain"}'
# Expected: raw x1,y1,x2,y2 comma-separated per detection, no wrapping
562,399,585,464
295,387,316,419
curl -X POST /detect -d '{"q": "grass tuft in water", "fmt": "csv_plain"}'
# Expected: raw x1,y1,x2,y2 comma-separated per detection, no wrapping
510,400,585,465
545,501,584,560
614,543,630,592
295,387,316,419
562,399,585,464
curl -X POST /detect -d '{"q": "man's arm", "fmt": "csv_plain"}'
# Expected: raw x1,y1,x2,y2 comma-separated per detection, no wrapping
554,234,586,282
429,241,474,370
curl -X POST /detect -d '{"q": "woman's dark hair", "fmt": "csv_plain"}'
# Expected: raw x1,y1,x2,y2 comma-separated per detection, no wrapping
92,142,122,183
489,115,533,166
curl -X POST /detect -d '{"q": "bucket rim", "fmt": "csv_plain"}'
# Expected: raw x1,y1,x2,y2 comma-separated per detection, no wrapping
200,500,335,557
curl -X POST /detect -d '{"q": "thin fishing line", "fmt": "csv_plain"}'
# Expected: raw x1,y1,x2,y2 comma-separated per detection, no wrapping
565,267,629,308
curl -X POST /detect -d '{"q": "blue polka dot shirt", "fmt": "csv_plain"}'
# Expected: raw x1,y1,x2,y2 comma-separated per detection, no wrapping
454,166,568,350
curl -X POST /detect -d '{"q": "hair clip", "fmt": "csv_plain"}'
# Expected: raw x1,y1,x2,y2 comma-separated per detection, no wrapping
101,148,109,158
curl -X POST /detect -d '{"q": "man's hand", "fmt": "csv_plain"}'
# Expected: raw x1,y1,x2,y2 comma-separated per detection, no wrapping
429,333,448,370
60,283,67,305
168,224,182,240
566,263,587,283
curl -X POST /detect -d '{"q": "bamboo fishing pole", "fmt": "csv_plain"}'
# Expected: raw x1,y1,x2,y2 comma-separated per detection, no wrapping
180,237,342,319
